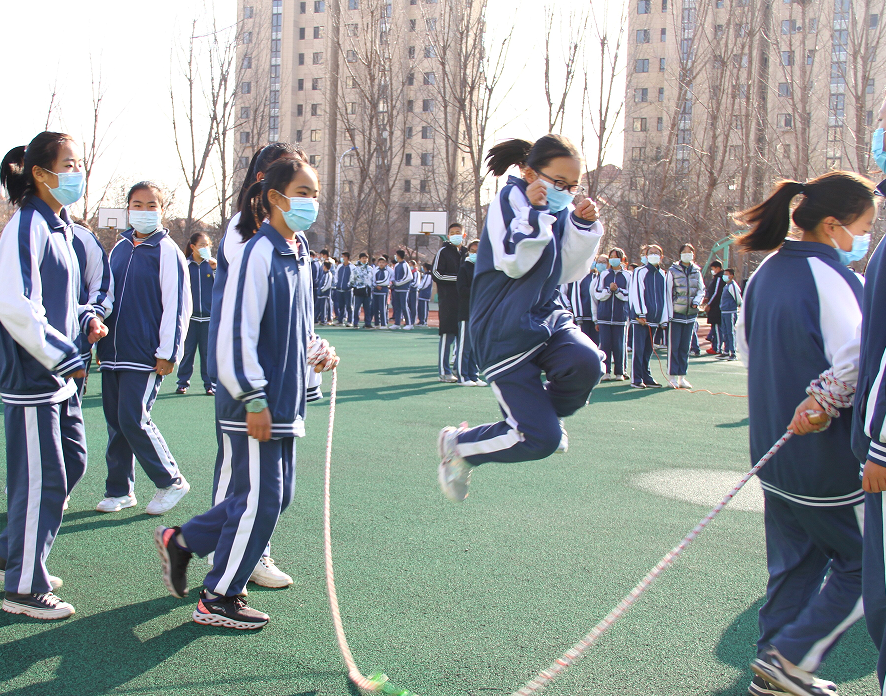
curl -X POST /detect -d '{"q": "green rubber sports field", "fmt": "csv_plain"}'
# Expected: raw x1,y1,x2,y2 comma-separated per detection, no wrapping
0,326,879,696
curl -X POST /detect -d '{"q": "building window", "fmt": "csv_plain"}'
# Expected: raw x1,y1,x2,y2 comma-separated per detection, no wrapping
631,147,646,161
733,53,748,68
807,18,817,32
297,104,304,116
425,45,436,58
300,1,306,11
243,5,254,18
310,155,320,166
420,180,429,192
240,131,251,144
407,99,414,112
660,28,666,41
421,152,433,166
715,24,724,39
406,127,413,139
659,57,666,71
778,82,792,97
426,17,437,30
634,88,648,102
238,155,250,169
347,76,358,88
658,87,664,101
868,78,876,94
807,50,815,65
242,55,252,69
409,19,417,31
657,116,663,131
424,72,435,85
346,23,358,36
421,126,433,139
735,23,748,38
633,117,647,132
777,113,793,128
871,13,880,29
311,129,322,142
299,27,306,39
270,65,280,78
312,78,322,90
298,79,305,91
349,0,359,7
422,98,434,112
636,29,650,43
347,49,357,62
241,82,251,94
403,179,412,192
311,103,320,116
347,102,357,114
408,46,416,59
781,50,793,66
314,0,325,11
407,72,415,85
240,106,251,118
661,0,667,9
314,26,324,38
313,52,324,64
405,153,413,165
638,0,650,13
242,31,252,44
868,110,875,126
296,129,303,142
299,53,305,65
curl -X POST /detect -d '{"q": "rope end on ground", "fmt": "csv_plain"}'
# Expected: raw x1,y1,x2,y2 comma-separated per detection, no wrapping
360,672,420,695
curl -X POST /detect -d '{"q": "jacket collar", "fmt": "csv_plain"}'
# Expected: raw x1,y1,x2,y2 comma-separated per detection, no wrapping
121,227,169,247
23,195,71,232
781,239,841,262
257,221,307,260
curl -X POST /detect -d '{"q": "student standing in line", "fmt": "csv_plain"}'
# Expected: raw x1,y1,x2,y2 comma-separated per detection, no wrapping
333,252,354,326
437,135,603,501
390,249,414,329
372,257,391,328
316,261,334,324
629,244,671,388
718,268,742,361
176,233,216,396
408,259,420,325
735,172,873,696
154,157,339,629
703,259,725,354
95,182,192,515
350,252,374,329
71,220,111,398
566,261,598,341
594,247,630,381
666,243,704,388
0,133,108,620
455,239,484,386
433,223,464,381
417,262,433,326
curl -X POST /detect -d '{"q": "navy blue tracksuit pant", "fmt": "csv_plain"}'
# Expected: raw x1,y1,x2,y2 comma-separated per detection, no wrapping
758,493,863,671
721,311,737,355
392,289,412,326
177,319,213,391
597,323,626,376
0,394,87,594
181,432,295,597
455,326,602,465
864,492,886,693
456,321,479,382
334,289,353,324
439,333,456,377
417,298,430,325
631,321,657,385
408,288,418,326
668,318,695,376
372,292,388,326
102,370,182,498
353,292,372,327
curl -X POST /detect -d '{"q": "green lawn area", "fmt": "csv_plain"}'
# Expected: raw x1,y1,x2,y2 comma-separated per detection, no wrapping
0,326,879,696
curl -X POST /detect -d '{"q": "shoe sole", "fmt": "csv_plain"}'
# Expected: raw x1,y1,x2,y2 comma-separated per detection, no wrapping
154,527,187,599
2,599,74,620
750,661,813,696
145,481,191,516
249,575,293,588
193,610,267,629
96,498,138,513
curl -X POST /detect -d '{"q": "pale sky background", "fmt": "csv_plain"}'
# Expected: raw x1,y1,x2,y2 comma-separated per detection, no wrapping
1,0,625,222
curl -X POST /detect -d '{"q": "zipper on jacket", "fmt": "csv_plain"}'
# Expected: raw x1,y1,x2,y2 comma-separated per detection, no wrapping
112,245,136,362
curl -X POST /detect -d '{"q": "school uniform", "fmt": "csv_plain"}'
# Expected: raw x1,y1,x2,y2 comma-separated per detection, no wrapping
177,256,215,392
705,271,725,351
666,261,704,376
311,257,323,323
371,267,391,326
333,263,354,325
455,259,479,383
593,268,630,377
180,222,311,598
629,263,672,386
567,273,598,341
349,262,374,327
417,271,433,325
316,269,334,324
408,268,420,325
718,280,742,357
97,227,191,498
71,223,111,397
0,197,94,594
453,176,603,464
737,240,863,674
391,259,414,327
433,242,463,377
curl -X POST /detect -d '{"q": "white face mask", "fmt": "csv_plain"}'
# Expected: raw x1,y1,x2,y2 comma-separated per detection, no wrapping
647,254,661,266
680,252,694,263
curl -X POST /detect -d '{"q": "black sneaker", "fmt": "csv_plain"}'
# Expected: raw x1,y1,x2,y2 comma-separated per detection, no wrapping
643,381,663,388
750,675,788,695
193,590,269,629
752,647,837,696
3,591,74,619
154,526,192,598
205,388,215,396
630,382,646,389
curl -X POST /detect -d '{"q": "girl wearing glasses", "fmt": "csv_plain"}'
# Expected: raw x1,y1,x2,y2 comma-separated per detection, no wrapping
437,134,604,501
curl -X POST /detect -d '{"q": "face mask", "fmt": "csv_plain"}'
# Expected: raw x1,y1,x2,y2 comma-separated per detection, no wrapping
539,179,574,213
275,194,319,232
198,247,211,260
44,170,86,207
609,258,622,268
468,253,477,263
680,252,694,263
640,255,648,265
129,210,162,235
836,225,871,264
647,254,661,266
449,234,464,245
724,276,733,284
595,262,607,273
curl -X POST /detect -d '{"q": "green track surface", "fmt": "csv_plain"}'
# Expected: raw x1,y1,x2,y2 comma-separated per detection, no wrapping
0,327,878,696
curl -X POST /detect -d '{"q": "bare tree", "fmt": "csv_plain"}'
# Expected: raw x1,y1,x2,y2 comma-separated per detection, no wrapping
542,3,588,134
80,60,117,222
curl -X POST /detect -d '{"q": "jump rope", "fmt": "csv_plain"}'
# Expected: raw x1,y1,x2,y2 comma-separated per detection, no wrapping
320,362,835,695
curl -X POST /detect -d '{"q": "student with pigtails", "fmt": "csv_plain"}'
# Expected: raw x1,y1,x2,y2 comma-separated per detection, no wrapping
176,232,216,396
734,172,875,696
155,157,339,630
437,135,604,501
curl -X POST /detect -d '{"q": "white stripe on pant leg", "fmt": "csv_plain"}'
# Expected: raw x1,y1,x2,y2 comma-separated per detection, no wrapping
213,433,233,506
456,323,466,381
214,437,262,596
457,382,525,457
439,336,446,377
19,408,42,594
667,324,673,375
140,374,177,472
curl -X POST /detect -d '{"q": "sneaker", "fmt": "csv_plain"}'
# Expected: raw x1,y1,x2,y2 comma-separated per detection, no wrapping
644,381,663,388
439,374,457,383
154,526,192,598
679,376,693,389
175,386,187,394
388,324,399,330
193,590,268,630
618,374,629,381
667,376,680,389
0,560,62,591
706,347,718,355
630,382,646,389
556,420,568,453
473,380,488,387
145,477,191,515
205,387,215,396
601,373,613,382
249,556,293,588
728,353,737,361
96,494,138,513
717,352,730,360
2,591,74,620
752,647,837,696
690,350,701,357
457,380,476,386
63,495,69,511
403,325,414,331
438,424,473,502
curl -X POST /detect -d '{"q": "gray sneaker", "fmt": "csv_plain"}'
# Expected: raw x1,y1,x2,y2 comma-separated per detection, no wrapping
437,424,472,501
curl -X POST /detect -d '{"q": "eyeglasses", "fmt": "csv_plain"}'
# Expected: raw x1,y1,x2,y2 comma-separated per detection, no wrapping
533,168,585,195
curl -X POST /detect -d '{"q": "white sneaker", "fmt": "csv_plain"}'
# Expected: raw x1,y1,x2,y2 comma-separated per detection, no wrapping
439,375,457,383
473,380,488,387
96,494,138,513
63,496,69,511
249,556,293,588
556,420,568,453
403,325,414,331
679,376,693,389
667,375,680,389
457,380,476,386
145,478,191,515
438,424,472,501
0,567,62,591
388,324,398,330
601,373,613,382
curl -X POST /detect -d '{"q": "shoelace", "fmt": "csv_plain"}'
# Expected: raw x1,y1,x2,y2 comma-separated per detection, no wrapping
36,592,61,606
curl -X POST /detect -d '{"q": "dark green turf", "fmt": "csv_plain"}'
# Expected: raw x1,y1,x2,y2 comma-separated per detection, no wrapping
0,327,878,695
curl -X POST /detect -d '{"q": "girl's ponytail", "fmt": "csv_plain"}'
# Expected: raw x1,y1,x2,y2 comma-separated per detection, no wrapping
485,139,533,177
1,132,75,207
236,181,266,241
485,134,580,178
236,142,307,212
1,146,28,205
736,181,807,252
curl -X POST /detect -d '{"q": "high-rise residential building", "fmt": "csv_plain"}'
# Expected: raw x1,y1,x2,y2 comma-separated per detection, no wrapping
621,0,886,265
234,0,484,255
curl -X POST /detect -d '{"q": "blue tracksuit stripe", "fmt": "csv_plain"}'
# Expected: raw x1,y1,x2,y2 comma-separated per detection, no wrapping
230,241,264,398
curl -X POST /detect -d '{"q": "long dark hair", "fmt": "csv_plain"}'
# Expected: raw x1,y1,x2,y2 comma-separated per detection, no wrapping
1,132,75,206
736,171,876,252
485,134,580,177
236,158,314,241
236,143,306,212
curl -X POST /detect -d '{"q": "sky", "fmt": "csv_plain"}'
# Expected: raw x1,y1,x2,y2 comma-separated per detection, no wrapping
2,0,625,222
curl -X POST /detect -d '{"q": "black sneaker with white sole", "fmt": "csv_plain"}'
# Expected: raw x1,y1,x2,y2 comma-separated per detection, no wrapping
2,591,75,619
193,590,269,629
752,647,838,696
154,526,192,598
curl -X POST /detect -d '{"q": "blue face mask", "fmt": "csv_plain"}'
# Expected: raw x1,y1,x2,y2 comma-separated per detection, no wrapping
275,193,319,232
129,210,162,235
595,262,607,273
539,179,574,213
44,170,86,207
468,253,477,263
198,246,211,260
836,225,871,264
609,258,621,268
640,255,648,265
